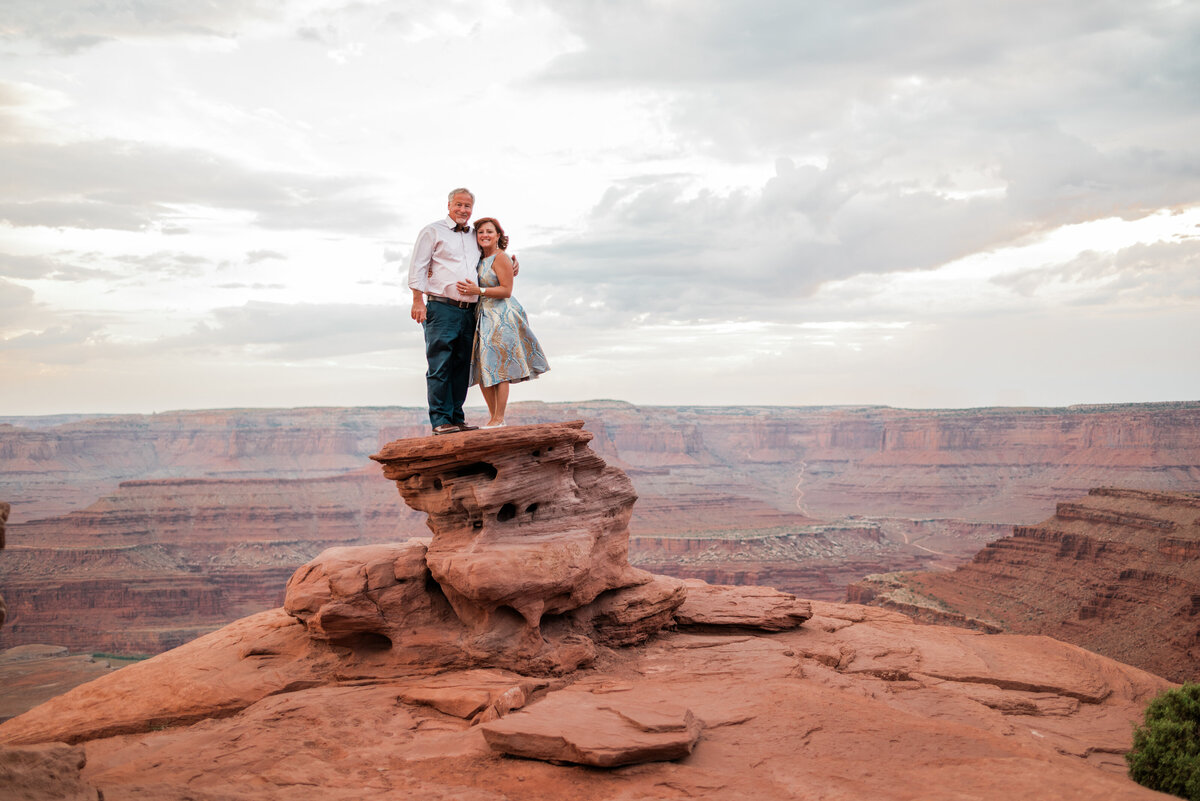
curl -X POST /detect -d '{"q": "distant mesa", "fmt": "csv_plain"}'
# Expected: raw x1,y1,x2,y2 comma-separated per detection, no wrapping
849,487,1200,682
0,424,1176,799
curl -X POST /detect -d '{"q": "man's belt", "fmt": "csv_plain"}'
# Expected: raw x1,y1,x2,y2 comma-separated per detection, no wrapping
427,295,475,310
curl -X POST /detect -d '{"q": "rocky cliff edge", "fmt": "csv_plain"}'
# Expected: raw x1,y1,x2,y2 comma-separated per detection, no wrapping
0,424,1175,800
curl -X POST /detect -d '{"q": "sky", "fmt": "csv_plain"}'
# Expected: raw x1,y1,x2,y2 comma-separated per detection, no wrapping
1,0,1199,416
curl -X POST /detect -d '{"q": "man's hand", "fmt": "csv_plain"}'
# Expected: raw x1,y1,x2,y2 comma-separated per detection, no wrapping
511,255,520,277
411,298,427,324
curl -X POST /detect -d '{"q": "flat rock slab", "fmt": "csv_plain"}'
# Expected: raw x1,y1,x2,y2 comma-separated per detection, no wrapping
480,689,701,767
398,669,551,720
675,580,812,630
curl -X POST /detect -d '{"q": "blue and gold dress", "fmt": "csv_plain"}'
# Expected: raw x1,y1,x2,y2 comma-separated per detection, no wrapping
470,254,550,388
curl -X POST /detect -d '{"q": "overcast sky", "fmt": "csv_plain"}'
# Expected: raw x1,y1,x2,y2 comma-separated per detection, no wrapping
2,0,1198,416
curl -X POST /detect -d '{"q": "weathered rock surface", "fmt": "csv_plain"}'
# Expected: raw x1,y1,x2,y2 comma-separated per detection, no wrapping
850,487,1200,682
480,687,702,767
0,741,97,801
0,598,1174,799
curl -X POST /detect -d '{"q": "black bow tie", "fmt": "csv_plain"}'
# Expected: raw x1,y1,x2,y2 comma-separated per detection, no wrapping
452,223,470,233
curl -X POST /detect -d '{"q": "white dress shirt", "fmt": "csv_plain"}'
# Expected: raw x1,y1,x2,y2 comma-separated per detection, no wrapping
407,216,482,303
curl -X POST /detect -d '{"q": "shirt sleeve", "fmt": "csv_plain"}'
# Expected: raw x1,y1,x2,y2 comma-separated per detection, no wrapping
407,225,437,292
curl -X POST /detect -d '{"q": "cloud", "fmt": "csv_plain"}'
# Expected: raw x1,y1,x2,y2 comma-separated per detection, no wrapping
1,139,397,234
170,301,410,360
0,0,289,53
246,250,286,264
0,278,34,316
513,0,1200,326
0,252,116,281
526,161,1013,316
529,2,1200,299
993,236,1200,303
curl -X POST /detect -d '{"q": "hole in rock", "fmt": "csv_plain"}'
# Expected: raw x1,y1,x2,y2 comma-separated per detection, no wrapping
539,611,571,636
497,503,517,522
531,449,541,458
525,502,539,517
333,631,393,652
473,519,484,529
424,574,457,619
445,462,498,481
433,478,443,490
489,605,531,637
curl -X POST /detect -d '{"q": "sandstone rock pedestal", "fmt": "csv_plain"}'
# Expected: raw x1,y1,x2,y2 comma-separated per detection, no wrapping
286,422,693,674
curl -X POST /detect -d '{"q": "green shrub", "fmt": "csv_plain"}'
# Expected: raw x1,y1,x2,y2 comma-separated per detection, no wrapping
1128,683,1200,799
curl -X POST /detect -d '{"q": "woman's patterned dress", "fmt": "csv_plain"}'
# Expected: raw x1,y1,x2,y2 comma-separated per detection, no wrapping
470,254,550,388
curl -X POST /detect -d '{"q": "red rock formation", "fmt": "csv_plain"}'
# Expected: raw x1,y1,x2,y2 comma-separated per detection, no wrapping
0,434,1175,798
288,422,693,674
0,742,96,800
480,689,703,767
0,599,1173,799
849,487,1200,682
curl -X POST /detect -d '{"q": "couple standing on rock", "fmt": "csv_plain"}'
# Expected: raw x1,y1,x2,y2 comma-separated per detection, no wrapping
408,187,549,435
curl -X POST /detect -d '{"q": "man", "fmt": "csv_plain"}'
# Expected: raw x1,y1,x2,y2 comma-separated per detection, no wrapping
408,188,483,434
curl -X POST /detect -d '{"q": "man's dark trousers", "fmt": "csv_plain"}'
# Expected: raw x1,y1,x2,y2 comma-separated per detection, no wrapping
423,300,476,428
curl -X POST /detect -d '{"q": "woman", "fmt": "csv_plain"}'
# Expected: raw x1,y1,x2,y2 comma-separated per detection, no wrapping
455,217,549,428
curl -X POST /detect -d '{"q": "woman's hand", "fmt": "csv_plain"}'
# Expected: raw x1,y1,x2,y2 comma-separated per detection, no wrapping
456,279,481,296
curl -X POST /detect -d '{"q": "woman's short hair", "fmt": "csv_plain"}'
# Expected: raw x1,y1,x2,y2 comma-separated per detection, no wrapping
473,217,509,250
447,187,475,203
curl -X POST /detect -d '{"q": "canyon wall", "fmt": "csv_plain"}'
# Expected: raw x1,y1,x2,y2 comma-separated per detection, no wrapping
5,401,1199,524
2,401,1199,656
848,487,1200,682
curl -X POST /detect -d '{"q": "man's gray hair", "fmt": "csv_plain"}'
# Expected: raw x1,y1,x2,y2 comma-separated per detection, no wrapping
447,187,475,203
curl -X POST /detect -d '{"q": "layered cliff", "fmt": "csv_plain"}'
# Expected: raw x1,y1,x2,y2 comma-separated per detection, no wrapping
4,401,1199,524
0,469,425,653
849,487,1200,682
